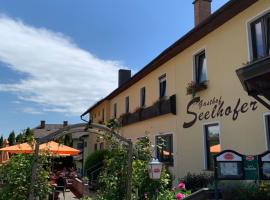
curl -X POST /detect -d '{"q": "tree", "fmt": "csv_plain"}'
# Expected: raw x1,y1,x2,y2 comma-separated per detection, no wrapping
0,135,3,148
8,131,16,146
16,128,34,143
23,128,34,142
15,133,23,143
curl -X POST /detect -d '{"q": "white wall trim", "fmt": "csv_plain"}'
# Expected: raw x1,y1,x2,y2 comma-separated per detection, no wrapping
263,112,270,150
192,47,208,82
245,6,270,62
202,121,221,170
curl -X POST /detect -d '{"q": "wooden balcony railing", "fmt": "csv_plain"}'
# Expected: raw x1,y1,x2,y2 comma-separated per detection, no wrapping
121,94,176,126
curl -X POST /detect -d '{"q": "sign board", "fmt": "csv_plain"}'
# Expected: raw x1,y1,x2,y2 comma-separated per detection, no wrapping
244,155,258,180
258,151,270,180
214,150,244,180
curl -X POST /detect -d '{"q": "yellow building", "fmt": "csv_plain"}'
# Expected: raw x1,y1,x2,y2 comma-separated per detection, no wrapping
81,0,270,179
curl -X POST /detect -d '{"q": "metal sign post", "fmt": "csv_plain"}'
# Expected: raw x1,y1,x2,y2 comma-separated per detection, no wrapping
214,150,245,200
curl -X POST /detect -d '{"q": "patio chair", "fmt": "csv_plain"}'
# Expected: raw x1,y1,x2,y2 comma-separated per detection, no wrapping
65,178,73,192
53,177,66,200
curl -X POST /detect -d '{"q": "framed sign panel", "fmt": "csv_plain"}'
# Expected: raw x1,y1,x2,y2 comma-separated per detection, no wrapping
214,150,244,180
258,151,270,180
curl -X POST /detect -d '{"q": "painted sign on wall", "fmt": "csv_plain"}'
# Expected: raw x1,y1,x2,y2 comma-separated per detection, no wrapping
183,96,258,128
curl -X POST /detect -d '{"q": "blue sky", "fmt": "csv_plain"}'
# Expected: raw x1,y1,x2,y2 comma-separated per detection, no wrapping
0,0,228,138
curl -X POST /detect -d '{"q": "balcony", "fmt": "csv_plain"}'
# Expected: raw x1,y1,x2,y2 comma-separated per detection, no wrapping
236,56,270,110
121,94,176,126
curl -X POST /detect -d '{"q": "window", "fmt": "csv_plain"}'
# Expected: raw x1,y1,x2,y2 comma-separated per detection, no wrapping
125,96,129,113
100,142,104,150
250,13,270,60
77,143,84,150
94,143,98,152
265,114,270,149
204,123,220,170
84,141,87,148
194,50,207,84
156,134,173,166
113,103,117,118
140,87,146,107
102,108,105,122
159,74,166,98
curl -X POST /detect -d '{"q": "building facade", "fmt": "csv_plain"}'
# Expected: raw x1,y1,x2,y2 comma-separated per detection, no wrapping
82,0,270,179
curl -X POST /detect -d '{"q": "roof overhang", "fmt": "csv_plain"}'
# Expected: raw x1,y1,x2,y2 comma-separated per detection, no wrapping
236,56,270,110
81,0,258,117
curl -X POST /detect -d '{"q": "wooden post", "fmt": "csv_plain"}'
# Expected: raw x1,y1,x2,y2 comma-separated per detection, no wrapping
28,142,40,200
126,141,133,200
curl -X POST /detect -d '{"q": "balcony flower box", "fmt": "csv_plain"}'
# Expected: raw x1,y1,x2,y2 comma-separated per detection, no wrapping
186,81,208,97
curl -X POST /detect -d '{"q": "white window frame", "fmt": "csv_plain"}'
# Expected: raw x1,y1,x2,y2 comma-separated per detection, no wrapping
140,87,146,108
246,6,270,62
158,74,167,98
202,121,221,170
263,112,270,150
192,47,208,83
154,132,175,166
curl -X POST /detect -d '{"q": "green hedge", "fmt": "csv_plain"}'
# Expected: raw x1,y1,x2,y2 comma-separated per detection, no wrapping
84,149,109,176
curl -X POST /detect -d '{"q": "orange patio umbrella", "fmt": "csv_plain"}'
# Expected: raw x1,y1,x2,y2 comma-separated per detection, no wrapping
0,139,10,164
210,144,221,153
0,141,80,156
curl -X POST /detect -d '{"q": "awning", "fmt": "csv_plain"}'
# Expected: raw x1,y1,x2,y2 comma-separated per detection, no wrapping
0,141,80,156
210,144,221,153
236,56,270,110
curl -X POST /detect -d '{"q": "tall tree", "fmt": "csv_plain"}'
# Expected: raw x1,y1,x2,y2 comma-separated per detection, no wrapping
16,133,23,143
8,131,16,146
24,128,34,142
0,135,3,148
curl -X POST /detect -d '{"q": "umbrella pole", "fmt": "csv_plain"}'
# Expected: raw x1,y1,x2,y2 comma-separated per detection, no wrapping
28,142,40,200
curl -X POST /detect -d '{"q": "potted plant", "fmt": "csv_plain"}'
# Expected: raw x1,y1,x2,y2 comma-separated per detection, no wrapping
186,81,208,98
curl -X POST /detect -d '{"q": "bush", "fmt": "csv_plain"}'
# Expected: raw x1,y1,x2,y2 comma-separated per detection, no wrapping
181,172,214,192
0,154,51,200
219,181,270,200
84,149,109,177
97,136,172,200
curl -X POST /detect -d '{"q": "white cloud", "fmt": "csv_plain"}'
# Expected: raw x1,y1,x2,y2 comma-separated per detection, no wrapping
0,15,126,115
22,107,43,115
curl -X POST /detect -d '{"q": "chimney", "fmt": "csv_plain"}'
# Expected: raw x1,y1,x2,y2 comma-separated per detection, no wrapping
63,121,68,127
40,120,46,129
193,0,212,26
118,69,131,87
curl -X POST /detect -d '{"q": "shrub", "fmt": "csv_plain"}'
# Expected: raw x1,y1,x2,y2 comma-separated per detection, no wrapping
157,182,191,200
84,149,109,179
97,136,172,200
219,181,270,200
181,172,214,192
0,153,51,200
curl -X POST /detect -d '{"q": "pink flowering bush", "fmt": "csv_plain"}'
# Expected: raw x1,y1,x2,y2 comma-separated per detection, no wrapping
157,182,191,200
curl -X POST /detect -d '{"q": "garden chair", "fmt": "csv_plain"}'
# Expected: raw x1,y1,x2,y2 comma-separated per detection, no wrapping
52,177,66,200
